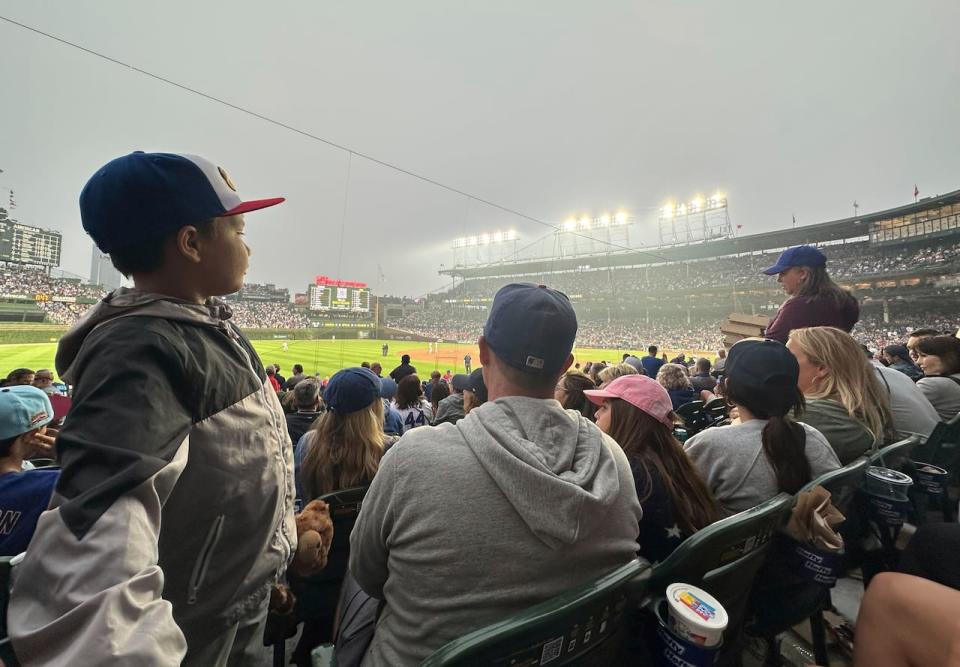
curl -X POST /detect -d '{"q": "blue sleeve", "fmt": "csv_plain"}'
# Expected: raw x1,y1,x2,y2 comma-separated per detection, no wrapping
294,433,312,501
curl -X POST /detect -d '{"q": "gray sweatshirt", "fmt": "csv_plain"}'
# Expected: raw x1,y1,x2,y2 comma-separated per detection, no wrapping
917,374,960,421
349,396,643,666
685,420,840,515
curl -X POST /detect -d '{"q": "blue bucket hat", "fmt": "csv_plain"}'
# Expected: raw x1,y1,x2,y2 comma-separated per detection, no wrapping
482,283,577,376
761,245,827,275
80,152,285,253
0,385,54,440
323,368,381,415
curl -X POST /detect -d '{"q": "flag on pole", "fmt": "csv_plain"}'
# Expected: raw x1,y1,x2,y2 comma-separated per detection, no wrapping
792,214,797,227
914,184,919,199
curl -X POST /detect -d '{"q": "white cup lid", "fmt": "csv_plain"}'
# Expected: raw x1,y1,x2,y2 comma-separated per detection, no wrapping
666,583,728,631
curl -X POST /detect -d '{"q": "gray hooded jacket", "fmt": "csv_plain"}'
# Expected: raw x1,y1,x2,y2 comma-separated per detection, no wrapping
10,289,296,666
349,396,642,666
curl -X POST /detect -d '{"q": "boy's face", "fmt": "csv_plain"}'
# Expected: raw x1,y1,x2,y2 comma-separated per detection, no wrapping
199,215,251,296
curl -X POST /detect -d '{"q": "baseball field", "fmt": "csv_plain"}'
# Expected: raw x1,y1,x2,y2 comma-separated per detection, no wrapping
0,338,704,381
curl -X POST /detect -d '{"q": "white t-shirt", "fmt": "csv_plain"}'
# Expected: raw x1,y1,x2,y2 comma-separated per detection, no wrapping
392,399,434,433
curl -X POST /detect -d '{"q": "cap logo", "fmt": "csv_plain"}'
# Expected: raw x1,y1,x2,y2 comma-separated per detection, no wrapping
525,356,545,370
218,166,238,192
29,411,49,427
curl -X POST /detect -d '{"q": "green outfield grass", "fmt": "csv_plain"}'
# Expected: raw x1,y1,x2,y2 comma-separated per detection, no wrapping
0,338,712,381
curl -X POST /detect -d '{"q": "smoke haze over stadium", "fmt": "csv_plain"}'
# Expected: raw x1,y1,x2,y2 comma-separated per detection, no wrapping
1,1,959,297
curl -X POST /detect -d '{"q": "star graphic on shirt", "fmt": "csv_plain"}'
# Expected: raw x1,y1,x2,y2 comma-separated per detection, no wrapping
665,524,682,540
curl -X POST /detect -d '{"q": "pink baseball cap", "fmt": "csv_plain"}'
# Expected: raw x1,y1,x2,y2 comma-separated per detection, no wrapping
584,375,674,428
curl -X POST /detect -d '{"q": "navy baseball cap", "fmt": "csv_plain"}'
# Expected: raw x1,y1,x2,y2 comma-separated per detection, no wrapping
451,374,470,392
483,283,577,375
378,377,398,400
761,245,827,275
80,152,285,253
323,368,380,415
724,340,798,390
465,368,488,403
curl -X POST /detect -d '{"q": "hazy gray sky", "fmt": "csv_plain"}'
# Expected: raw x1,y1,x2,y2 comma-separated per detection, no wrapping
2,1,958,297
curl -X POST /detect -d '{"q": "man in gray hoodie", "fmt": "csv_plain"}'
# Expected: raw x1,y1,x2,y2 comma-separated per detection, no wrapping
349,283,643,665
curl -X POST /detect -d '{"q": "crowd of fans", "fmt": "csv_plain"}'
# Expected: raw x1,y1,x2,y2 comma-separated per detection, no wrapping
435,238,960,301
0,266,106,300
2,151,960,666
228,301,312,329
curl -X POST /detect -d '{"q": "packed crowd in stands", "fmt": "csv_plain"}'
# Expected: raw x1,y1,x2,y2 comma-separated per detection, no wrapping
3,151,960,667
228,301,312,329
436,238,960,300
0,265,106,300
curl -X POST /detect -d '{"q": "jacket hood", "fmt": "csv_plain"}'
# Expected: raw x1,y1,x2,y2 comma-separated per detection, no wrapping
456,396,629,549
56,288,234,382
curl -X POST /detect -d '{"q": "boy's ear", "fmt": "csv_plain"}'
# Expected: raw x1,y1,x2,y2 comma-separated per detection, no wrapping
175,225,205,264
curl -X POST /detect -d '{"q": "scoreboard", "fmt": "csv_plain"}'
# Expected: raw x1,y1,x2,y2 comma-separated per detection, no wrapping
308,277,370,312
0,221,62,267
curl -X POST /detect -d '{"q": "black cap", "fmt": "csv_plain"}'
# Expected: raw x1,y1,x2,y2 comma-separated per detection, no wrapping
725,340,798,390
465,368,488,403
482,283,577,375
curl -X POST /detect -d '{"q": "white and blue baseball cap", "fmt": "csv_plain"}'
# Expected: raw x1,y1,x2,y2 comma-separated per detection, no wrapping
0,385,54,440
80,152,285,253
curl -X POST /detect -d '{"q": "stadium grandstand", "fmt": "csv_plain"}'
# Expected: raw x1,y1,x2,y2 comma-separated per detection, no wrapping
2,192,960,351
378,189,960,351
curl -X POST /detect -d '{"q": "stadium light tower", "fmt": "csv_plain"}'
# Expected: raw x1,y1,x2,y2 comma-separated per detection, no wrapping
451,229,519,267
657,192,732,247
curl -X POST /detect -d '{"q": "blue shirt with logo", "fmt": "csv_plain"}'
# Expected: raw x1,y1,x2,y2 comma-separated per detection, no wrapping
0,468,59,556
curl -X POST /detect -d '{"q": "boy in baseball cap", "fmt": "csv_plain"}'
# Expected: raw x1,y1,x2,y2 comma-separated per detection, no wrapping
0,386,59,557
10,153,299,665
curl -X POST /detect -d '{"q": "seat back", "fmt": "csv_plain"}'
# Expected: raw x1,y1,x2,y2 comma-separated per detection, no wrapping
292,485,371,625
914,413,960,470
0,556,18,667
868,435,924,469
420,559,650,667
647,493,794,651
801,455,871,516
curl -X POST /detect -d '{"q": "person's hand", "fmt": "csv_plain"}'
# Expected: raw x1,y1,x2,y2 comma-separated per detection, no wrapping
699,390,716,402
28,427,57,459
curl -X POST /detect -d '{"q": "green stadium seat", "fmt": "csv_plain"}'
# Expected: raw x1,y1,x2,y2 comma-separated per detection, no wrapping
419,559,650,666
287,486,371,665
0,555,20,667
911,413,960,522
748,456,871,666
644,492,795,664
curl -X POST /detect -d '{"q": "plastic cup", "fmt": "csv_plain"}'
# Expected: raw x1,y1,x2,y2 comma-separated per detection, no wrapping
665,583,728,648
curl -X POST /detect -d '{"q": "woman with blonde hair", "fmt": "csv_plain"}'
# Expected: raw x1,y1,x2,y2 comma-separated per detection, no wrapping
597,362,639,388
786,327,894,463
292,367,387,660
296,367,386,501
657,363,697,410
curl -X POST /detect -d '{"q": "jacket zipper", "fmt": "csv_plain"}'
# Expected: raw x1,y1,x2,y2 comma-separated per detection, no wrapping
187,514,224,605
218,322,295,569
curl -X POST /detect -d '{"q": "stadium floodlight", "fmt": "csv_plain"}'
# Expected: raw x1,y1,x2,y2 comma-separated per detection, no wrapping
479,233,491,245
564,219,577,232
505,229,518,241
690,197,704,213
661,204,674,219
677,203,687,215
578,217,591,229
599,214,611,226
467,236,478,246
493,231,504,243
614,211,628,225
